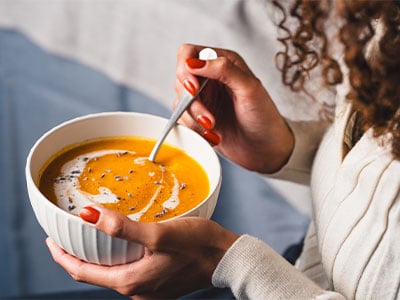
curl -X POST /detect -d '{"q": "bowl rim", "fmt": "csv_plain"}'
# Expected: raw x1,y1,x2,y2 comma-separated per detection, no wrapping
26,111,221,224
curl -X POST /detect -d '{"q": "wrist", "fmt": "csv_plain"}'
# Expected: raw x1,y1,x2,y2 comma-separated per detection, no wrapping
272,119,295,171
256,119,295,174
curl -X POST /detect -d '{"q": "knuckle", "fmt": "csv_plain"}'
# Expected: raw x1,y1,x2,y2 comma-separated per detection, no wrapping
117,286,136,297
174,79,181,93
176,43,197,79
214,57,232,83
69,271,81,282
106,215,125,238
176,66,185,80
177,43,188,55
69,263,85,282
110,269,140,296
116,279,141,296
217,56,231,71
248,76,264,90
146,223,167,250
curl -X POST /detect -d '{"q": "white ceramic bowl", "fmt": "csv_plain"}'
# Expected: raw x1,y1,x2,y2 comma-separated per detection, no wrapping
26,112,221,265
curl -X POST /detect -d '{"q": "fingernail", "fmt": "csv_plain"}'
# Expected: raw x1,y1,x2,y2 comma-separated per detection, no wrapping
197,115,213,130
186,58,206,69
80,206,100,224
183,80,197,95
203,130,220,145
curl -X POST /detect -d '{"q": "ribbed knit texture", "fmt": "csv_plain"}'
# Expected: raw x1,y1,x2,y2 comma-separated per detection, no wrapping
212,235,327,299
212,82,400,299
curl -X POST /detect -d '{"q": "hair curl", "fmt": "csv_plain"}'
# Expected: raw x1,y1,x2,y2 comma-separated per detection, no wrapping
273,0,400,159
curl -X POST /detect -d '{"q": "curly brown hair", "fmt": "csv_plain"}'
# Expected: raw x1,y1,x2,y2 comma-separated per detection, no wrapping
273,0,400,159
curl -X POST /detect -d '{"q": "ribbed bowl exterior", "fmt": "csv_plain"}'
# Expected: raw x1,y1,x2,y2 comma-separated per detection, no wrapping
26,112,221,265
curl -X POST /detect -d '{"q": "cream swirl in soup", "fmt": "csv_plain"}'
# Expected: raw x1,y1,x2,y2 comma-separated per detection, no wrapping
39,137,209,222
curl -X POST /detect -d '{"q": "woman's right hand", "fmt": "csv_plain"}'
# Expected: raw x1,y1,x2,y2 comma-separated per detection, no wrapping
175,44,294,174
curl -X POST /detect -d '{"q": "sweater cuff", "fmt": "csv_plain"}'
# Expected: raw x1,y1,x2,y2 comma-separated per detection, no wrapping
212,234,325,299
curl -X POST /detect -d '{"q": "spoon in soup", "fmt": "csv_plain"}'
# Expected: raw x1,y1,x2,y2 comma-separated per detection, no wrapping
148,48,217,162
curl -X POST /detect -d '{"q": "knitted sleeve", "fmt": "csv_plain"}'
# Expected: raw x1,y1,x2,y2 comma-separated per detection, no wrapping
212,235,346,300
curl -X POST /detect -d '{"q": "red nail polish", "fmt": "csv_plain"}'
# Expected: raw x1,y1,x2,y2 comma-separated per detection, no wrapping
186,58,206,69
80,206,100,224
183,80,197,95
203,130,220,145
197,115,213,130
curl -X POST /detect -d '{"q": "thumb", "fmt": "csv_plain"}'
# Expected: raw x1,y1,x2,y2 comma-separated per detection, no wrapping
80,206,160,248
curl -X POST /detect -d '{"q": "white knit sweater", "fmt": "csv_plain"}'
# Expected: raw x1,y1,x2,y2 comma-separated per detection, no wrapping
212,81,400,299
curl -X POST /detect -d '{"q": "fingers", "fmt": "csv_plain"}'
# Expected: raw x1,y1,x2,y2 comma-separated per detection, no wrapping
46,238,114,286
46,237,145,296
178,106,221,146
80,206,163,249
79,206,218,253
176,43,256,95
187,56,258,95
176,43,212,92
175,43,261,146
176,44,200,88
86,207,217,252
173,78,216,129
174,78,221,145
175,98,216,133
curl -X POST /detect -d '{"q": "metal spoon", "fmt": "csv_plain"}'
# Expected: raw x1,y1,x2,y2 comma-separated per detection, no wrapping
148,48,217,162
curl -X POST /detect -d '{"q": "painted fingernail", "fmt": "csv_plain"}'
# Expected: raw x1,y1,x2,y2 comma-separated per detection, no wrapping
183,80,197,95
197,115,213,130
80,206,100,224
186,58,206,69
203,130,220,145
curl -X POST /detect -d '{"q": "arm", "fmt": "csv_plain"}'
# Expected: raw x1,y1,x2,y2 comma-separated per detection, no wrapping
214,235,346,300
46,207,346,299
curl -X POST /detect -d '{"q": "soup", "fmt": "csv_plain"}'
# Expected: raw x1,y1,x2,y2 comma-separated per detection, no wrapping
39,136,210,222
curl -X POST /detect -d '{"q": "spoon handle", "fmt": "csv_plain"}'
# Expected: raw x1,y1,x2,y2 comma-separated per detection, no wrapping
148,48,217,162
149,82,207,162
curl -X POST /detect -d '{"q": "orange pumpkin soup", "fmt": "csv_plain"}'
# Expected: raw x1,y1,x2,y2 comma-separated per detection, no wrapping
38,136,210,222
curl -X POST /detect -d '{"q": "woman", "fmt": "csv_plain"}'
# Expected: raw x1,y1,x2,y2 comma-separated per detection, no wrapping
46,1,400,299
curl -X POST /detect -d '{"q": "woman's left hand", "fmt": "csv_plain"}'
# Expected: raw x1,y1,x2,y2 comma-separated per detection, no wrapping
46,206,239,299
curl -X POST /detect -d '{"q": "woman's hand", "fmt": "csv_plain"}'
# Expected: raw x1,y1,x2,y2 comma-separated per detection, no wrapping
46,206,239,299
175,44,294,174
